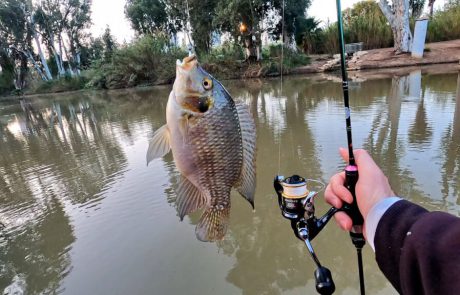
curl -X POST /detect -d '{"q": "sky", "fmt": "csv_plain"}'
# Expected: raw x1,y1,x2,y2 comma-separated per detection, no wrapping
90,0,447,43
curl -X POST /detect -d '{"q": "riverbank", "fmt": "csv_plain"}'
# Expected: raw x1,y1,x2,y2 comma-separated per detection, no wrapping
2,39,460,100
292,39,460,74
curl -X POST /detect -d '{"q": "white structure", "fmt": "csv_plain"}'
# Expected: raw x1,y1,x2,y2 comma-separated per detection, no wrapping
412,18,429,58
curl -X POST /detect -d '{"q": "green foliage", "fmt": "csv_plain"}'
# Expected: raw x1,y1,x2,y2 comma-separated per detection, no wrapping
125,0,169,35
102,26,117,61
343,0,393,50
262,44,310,67
270,0,312,43
88,35,186,89
296,17,325,54
0,71,15,95
410,0,426,18
426,1,460,42
189,0,218,54
30,75,88,94
200,42,245,63
300,0,460,54
299,0,393,54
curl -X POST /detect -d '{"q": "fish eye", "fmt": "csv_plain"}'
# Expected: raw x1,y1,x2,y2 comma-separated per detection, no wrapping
202,78,213,90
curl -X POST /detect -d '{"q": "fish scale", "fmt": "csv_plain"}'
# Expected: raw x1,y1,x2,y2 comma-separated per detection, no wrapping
146,55,256,242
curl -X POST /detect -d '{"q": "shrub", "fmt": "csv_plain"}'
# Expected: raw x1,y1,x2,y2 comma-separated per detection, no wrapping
427,1,460,42
88,35,186,89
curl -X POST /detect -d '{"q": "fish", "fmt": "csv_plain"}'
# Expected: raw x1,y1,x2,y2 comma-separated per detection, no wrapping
146,55,256,242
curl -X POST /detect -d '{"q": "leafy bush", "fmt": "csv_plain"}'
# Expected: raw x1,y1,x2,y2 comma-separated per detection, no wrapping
88,35,186,89
427,1,460,42
30,75,88,94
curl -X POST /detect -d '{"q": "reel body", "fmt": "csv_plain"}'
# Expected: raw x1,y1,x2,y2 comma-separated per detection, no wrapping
274,175,339,295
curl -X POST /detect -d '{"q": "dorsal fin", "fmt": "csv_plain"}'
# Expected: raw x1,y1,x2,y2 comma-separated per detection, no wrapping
146,125,171,165
176,176,207,220
234,102,256,208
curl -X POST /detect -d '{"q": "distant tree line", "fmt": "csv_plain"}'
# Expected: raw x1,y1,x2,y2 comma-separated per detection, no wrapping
124,0,312,60
0,0,118,94
2,0,460,95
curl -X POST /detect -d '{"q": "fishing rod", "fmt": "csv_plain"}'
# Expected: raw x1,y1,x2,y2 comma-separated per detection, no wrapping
273,1,366,294
335,0,366,293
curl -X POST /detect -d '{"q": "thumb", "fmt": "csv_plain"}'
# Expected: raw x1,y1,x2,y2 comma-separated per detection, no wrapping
339,147,350,163
339,148,372,167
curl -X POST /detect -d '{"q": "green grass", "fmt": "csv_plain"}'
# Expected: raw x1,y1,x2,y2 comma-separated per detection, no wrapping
427,3,460,42
28,75,89,94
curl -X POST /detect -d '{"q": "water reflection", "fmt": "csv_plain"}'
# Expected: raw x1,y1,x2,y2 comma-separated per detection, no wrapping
440,73,460,206
0,69,459,295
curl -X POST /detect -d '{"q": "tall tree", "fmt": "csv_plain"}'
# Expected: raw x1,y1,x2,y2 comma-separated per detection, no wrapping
189,0,217,54
409,0,426,18
379,0,412,53
271,0,312,49
214,0,273,61
102,26,117,61
0,0,52,86
428,0,436,16
64,0,92,75
125,0,170,35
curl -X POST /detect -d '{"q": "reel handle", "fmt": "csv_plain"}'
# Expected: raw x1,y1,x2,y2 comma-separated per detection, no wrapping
315,267,336,295
343,166,364,230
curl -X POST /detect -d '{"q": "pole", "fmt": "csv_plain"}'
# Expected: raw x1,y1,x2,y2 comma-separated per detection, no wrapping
335,1,366,294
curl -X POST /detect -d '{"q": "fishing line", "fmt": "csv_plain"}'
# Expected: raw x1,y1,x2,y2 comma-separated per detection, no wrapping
277,0,285,174
184,0,195,56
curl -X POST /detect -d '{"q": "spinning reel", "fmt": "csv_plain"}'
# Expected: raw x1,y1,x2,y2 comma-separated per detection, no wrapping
274,175,341,295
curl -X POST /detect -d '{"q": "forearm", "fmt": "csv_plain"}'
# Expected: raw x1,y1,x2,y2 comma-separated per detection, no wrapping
370,200,460,294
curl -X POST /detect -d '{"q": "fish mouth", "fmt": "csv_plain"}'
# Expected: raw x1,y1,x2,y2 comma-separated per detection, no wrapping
176,54,197,70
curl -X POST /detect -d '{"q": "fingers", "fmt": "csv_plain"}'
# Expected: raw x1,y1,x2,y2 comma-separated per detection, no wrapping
339,147,349,163
334,212,352,231
340,147,371,164
326,171,353,204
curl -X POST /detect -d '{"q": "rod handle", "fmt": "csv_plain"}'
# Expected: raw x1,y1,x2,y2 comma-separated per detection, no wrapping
343,166,364,229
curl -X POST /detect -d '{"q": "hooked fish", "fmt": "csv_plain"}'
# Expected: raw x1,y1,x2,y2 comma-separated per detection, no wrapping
147,55,256,242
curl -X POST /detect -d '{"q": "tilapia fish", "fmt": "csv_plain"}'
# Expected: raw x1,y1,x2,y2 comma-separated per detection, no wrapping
147,55,256,242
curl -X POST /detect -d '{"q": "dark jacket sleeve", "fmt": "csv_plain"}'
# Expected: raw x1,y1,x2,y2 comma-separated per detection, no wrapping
374,200,460,295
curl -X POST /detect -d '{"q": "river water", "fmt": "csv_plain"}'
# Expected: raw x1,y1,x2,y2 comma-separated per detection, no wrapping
1,68,459,295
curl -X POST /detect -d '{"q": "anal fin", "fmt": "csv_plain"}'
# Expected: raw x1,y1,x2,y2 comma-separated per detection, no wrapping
146,125,171,165
176,176,206,220
195,207,230,242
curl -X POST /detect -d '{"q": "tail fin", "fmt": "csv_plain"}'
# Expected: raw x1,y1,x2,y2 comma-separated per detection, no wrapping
195,207,230,242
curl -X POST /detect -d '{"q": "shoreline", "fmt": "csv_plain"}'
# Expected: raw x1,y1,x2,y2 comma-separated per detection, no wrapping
2,40,460,100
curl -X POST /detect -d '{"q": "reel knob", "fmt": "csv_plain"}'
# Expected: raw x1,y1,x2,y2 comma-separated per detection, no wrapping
314,267,335,295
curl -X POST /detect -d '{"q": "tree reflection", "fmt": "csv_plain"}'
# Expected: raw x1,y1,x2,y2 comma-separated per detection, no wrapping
440,73,460,205
0,88,170,294
363,75,420,197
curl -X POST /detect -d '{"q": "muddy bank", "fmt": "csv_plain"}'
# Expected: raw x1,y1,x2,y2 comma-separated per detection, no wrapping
292,39,460,74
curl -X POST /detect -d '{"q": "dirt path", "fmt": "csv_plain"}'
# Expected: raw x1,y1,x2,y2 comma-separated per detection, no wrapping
292,39,460,74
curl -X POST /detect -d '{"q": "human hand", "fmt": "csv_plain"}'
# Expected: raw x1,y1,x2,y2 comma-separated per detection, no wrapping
324,148,395,232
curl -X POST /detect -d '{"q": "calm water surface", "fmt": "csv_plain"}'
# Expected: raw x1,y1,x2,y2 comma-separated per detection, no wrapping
1,69,459,295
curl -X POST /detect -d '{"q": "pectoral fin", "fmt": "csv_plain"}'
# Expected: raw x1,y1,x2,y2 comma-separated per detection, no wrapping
176,176,206,220
146,125,171,165
235,102,256,208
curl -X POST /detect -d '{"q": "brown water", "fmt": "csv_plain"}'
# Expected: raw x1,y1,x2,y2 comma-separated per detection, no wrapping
1,69,459,295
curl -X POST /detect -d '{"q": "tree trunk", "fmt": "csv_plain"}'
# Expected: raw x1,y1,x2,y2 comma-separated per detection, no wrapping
244,35,259,62
33,33,53,80
428,0,436,17
50,33,65,77
379,0,412,53
16,54,28,89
